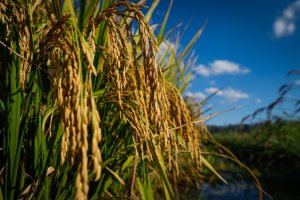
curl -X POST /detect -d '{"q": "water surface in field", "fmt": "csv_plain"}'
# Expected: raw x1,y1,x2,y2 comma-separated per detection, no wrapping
199,178,272,200
200,182,259,200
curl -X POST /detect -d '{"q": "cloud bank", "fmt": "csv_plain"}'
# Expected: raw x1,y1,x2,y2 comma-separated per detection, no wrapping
273,0,300,38
194,60,250,77
205,87,249,102
255,98,262,104
185,91,206,100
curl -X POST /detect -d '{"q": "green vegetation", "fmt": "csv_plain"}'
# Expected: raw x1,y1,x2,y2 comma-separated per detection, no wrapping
0,0,210,199
211,120,300,199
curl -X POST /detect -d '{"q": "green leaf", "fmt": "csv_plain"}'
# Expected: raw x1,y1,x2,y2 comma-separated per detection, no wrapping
178,21,206,62
42,105,58,132
157,0,173,44
63,0,77,24
145,0,160,23
147,139,174,199
83,0,99,29
137,176,154,200
121,155,134,171
200,156,228,184
105,167,125,186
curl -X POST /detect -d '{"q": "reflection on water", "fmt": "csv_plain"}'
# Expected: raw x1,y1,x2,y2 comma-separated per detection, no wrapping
199,180,272,200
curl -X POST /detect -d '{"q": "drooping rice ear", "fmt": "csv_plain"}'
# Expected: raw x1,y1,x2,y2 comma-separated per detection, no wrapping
88,1,203,174
0,2,32,91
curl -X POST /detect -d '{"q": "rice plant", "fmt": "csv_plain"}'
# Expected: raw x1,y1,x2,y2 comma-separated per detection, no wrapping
0,0,206,199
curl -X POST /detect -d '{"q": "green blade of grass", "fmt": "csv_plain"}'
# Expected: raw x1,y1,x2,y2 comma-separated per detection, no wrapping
83,0,99,29
178,21,206,62
105,167,125,186
147,139,174,199
157,0,173,44
137,160,154,200
121,155,134,171
200,156,228,184
42,105,58,132
8,47,22,200
145,0,160,23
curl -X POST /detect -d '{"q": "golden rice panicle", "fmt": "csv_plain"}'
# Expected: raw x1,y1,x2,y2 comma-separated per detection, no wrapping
83,24,102,181
0,1,11,43
0,2,32,91
43,15,87,199
165,82,202,172
45,10,104,198
89,1,203,172
90,98,102,181
0,2,7,22
32,1,203,198
91,2,165,145
91,11,134,109
17,7,32,91
75,90,89,200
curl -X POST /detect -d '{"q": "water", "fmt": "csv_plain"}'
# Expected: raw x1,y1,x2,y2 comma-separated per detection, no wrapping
199,180,272,200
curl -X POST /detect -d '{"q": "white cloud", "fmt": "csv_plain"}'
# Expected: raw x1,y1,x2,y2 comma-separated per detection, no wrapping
273,0,300,38
195,64,210,76
274,18,296,37
205,87,249,102
295,79,300,85
210,80,216,85
205,87,220,94
190,74,196,81
158,40,181,66
158,40,176,57
255,98,262,104
185,91,206,100
194,60,250,77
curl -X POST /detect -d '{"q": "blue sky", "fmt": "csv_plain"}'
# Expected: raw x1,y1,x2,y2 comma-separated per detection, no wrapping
148,0,300,125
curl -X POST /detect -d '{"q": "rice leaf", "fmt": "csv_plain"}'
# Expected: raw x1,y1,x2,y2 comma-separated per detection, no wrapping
105,167,125,186
200,156,228,184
